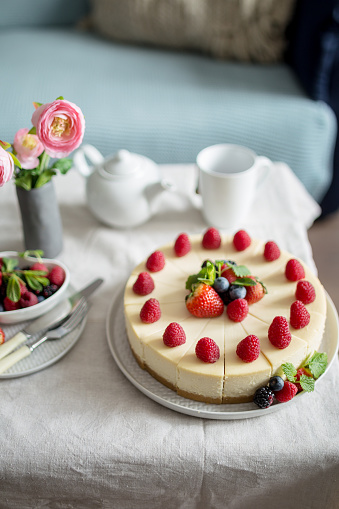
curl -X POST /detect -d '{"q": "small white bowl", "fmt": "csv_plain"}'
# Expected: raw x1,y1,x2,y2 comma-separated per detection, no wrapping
0,251,70,325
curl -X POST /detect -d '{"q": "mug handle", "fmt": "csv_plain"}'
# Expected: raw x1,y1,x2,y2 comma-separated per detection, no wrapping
73,144,105,178
256,156,274,188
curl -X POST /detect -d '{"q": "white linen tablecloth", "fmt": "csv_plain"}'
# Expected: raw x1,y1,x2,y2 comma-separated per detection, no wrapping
0,162,338,509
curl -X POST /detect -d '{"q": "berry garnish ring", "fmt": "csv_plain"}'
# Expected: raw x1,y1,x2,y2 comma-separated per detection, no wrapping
0,251,70,324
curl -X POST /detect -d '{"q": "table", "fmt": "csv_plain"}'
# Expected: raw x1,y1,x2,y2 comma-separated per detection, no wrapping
0,163,338,509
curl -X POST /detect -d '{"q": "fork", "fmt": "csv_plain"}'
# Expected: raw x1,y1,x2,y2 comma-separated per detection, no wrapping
0,297,89,375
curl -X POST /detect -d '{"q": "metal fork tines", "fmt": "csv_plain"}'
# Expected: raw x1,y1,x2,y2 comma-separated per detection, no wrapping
29,297,89,352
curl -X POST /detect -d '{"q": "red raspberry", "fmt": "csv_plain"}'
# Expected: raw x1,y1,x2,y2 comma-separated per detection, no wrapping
290,300,310,329
3,297,20,311
140,298,161,323
233,230,251,251
263,241,281,261
195,337,220,363
285,259,305,281
274,380,298,403
132,272,155,296
18,280,27,296
202,227,221,249
30,262,48,273
19,291,39,308
268,316,291,349
236,334,260,363
146,251,165,272
295,367,311,393
227,298,249,322
163,322,186,347
0,328,5,345
220,266,237,284
295,280,316,304
174,233,191,257
48,265,66,287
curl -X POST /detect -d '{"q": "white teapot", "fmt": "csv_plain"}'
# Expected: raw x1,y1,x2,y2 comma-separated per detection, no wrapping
73,145,174,228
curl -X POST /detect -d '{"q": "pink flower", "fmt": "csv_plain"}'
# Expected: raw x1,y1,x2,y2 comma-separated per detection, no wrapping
32,99,85,158
0,146,14,187
13,128,44,169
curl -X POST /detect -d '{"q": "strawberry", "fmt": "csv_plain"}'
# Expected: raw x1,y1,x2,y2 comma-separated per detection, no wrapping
186,283,224,318
285,259,305,281
226,298,249,322
195,337,220,363
295,280,316,304
163,322,186,347
268,316,291,349
220,266,237,284
233,230,251,251
290,300,310,329
146,251,165,272
174,233,191,257
274,381,298,403
263,241,280,261
202,228,221,250
140,298,161,323
0,327,5,345
244,276,266,305
133,272,155,296
236,334,260,363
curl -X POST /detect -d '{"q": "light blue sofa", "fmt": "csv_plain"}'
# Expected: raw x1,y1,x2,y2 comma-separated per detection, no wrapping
1,0,337,206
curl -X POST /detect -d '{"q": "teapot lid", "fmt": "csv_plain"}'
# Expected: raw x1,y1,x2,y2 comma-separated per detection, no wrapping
103,149,140,176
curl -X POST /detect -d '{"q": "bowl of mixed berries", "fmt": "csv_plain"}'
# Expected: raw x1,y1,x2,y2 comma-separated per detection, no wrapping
0,250,70,324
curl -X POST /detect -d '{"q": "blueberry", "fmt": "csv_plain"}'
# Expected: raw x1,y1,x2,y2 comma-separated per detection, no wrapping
228,285,247,301
0,303,4,312
37,295,45,303
213,277,229,294
268,376,284,392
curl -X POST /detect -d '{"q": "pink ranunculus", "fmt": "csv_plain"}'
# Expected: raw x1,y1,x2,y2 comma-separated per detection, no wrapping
32,99,85,158
13,128,44,170
0,146,14,187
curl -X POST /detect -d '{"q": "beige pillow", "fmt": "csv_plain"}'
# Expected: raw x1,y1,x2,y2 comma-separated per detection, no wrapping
90,0,296,63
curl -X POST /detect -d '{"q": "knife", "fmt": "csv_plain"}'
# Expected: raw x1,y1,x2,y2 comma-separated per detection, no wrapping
0,278,103,361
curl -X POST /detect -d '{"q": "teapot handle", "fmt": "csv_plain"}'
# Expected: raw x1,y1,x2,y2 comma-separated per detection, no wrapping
73,144,105,178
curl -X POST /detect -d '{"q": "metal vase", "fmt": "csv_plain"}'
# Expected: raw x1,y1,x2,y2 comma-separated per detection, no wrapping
16,181,63,258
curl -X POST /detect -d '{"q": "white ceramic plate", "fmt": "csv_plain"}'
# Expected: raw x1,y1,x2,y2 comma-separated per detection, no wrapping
106,290,339,420
0,251,70,324
0,285,87,379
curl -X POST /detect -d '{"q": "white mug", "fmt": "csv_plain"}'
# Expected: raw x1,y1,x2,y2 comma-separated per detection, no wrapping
197,144,272,229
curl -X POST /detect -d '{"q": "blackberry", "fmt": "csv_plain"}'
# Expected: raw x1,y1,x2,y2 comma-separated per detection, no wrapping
253,386,274,409
268,376,284,392
42,284,58,299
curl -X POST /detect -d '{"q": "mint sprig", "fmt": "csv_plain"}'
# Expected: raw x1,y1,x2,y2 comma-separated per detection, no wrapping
281,353,327,393
1,253,50,301
281,362,297,382
185,261,216,290
303,352,328,379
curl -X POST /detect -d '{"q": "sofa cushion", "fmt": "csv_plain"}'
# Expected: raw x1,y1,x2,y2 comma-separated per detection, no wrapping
0,28,336,202
0,0,90,27
91,0,296,63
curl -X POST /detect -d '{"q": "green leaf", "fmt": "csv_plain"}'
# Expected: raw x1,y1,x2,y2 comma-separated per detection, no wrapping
299,375,315,392
33,102,43,109
2,257,18,273
0,140,11,150
185,274,199,290
52,157,72,174
232,265,251,278
28,126,37,135
6,275,21,302
56,96,64,100
282,362,297,382
19,250,44,260
232,277,257,287
25,274,43,292
15,173,33,191
34,169,56,188
305,352,328,379
35,276,50,286
8,152,22,168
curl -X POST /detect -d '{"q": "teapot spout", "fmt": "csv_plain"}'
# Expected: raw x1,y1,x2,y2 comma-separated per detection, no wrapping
144,179,176,206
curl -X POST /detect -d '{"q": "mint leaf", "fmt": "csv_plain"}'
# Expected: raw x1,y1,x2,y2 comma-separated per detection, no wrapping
299,375,315,392
233,265,251,278
282,362,297,382
185,274,199,290
232,277,257,286
25,274,42,292
215,260,224,278
6,275,21,302
2,257,18,273
305,352,328,379
19,250,44,260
